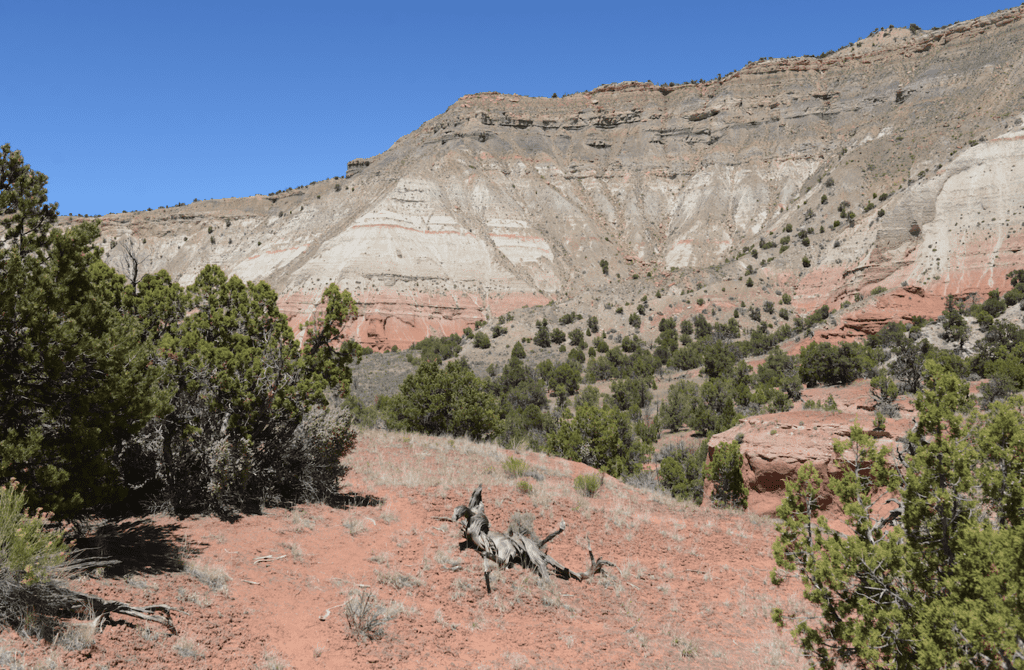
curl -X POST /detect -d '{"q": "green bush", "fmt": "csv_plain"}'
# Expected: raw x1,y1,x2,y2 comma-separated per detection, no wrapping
502,456,528,478
574,473,603,497
704,441,747,508
0,480,69,586
410,333,462,363
533,318,551,348
658,440,708,504
546,404,651,477
516,479,534,495
799,341,874,387
381,358,499,441
473,331,491,349
125,269,359,517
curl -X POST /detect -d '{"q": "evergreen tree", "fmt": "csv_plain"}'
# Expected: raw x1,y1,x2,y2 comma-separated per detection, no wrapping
381,358,499,440
773,361,1024,669
0,145,164,518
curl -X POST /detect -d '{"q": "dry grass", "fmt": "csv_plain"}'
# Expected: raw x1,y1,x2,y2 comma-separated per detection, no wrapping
185,561,230,591
0,647,25,670
342,517,367,536
283,542,306,563
290,508,316,533
375,568,423,591
177,587,211,608
54,619,95,652
346,429,507,493
433,548,463,572
344,590,394,642
172,636,207,659
259,650,289,669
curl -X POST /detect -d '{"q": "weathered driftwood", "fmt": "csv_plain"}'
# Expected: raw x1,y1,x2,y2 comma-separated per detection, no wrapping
76,593,178,634
0,565,178,636
451,484,614,591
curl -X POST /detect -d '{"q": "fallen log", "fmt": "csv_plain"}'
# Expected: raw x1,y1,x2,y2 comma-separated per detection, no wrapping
0,563,178,636
450,485,614,591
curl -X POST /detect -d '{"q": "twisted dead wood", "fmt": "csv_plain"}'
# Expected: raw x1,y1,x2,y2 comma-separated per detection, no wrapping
450,485,614,591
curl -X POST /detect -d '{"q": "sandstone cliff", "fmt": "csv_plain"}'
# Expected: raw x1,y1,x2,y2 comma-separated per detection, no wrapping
84,6,1024,349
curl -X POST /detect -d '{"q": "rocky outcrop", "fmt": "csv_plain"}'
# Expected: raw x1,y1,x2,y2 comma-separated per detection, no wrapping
706,406,912,519
86,6,1024,349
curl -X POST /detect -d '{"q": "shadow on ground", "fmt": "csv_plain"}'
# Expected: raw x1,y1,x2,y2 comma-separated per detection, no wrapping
77,519,190,577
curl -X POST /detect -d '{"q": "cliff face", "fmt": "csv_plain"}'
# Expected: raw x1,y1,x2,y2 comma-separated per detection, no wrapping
89,6,1024,349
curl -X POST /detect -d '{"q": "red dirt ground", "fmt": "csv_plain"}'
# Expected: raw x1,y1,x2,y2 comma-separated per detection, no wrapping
1,430,813,670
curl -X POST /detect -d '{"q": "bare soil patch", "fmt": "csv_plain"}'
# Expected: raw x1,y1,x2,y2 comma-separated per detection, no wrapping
1,430,811,669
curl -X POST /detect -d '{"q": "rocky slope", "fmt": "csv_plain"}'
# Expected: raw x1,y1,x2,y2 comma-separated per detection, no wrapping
84,6,1024,349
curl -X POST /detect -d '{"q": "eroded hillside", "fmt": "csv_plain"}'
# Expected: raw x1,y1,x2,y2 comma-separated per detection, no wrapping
84,6,1024,348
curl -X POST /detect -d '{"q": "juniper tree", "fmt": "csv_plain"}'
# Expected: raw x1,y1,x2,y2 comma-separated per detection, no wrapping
772,361,1024,669
0,145,164,518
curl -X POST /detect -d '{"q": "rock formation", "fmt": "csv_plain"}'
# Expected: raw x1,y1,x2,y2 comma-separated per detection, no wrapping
85,6,1024,349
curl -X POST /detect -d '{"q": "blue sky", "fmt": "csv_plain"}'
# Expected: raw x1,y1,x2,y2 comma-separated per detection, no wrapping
3,1,1011,216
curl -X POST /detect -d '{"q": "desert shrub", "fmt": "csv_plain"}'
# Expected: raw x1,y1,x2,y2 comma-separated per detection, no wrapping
502,456,528,478
568,328,585,348
700,339,740,379
574,473,603,497
978,350,1024,405
608,376,655,415
690,378,739,436
123,269,359,517
888,336,926,393
660,380,701,432
511,341,526,359
516,480,534,495
799,341,874,387
939,308,970,352
380,358,499,441
979,289,1007,318
628,312,641,328
0,146,167,519
473,331,490,349
545,404,651,477
345,590,393,641
658,440,708,504
409,333,462,363
0,481,69,587
756,347,802,401
533,318,551,348
558,312,580,326
870,373,900,418
704,441,747,508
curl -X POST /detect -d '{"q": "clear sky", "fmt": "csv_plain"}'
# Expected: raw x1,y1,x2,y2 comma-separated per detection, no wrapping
3,0,1012,216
